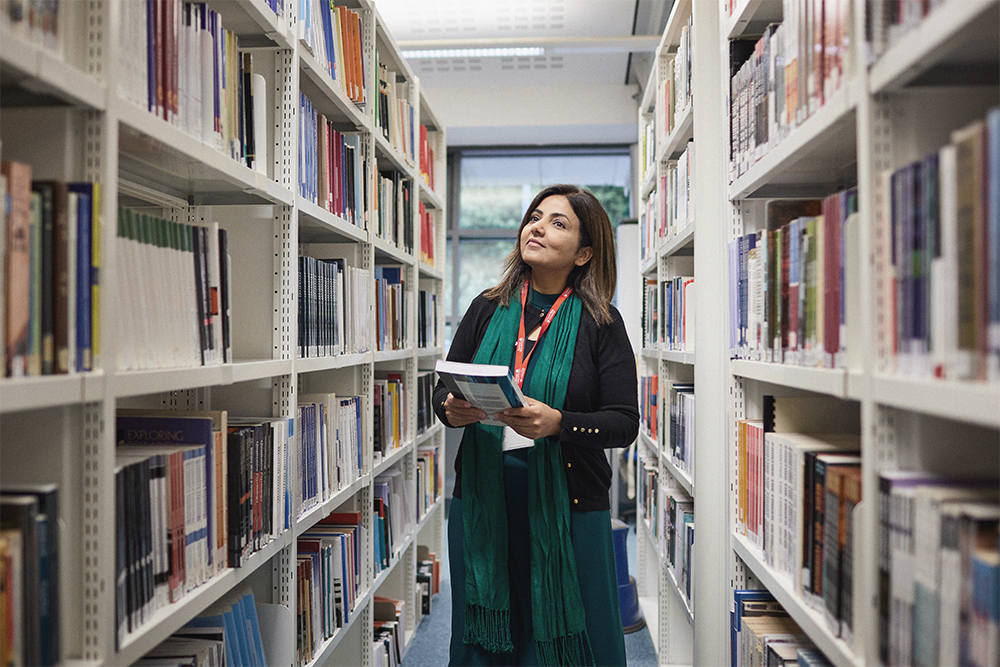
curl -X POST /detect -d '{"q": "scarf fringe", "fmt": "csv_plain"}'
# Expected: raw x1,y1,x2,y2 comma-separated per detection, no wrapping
535,630,593,667
463,604,514,654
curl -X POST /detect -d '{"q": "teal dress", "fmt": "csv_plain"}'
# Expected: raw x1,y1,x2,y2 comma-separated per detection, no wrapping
448,289,627,666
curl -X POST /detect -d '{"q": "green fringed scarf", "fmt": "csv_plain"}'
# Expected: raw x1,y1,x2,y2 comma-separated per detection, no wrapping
460,291,594,666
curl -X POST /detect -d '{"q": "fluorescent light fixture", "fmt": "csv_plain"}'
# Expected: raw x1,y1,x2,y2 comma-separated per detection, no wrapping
402,47,544,59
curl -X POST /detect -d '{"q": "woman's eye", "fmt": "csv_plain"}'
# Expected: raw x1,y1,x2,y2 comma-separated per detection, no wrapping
554,220,565,228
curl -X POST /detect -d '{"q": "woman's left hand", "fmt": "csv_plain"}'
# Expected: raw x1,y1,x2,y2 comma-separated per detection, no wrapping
494,397,562,440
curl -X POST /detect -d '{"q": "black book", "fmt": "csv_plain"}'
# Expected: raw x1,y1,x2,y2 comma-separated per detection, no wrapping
218,227,231,363
30,182,55,375
190,224,208,365
242,53,256,169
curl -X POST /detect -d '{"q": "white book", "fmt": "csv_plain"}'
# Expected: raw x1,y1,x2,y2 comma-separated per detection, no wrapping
935,144,959,378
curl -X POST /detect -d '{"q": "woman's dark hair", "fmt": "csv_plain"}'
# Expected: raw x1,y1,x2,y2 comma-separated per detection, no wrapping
484,184,617,325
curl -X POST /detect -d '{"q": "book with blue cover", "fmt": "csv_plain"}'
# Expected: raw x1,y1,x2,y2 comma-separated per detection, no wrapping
435,359,527,428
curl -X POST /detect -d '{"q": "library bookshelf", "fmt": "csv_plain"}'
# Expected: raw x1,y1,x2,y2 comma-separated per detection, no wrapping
0,1,446,665
636,0,999,666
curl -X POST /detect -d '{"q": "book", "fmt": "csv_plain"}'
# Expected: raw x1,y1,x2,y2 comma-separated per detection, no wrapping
434,359,527,427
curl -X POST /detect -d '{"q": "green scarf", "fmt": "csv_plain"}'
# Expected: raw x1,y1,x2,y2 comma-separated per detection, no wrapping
460,292,594,666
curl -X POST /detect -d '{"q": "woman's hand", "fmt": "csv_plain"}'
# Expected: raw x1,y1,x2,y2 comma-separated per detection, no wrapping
493,397,562,440
443,393,487,428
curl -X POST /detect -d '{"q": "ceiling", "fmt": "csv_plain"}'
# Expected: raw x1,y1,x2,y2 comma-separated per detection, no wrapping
375,0,673,146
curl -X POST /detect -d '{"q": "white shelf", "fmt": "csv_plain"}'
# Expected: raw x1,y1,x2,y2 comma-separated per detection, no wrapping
729,77,862,200
417,262,445,280
418,181,445,211
638,595,660,653
0,374,91,413
111,365,228,398
373,441,413,477
661,0,693,48
641,165,657,198
117,100,294,206
732,534,861,667
726,0,782,40
204,0,294,49
297,352,372,374
664,456,694,496
298,199,368,245
871,375,1000,429
657,103,694,162
660,223,695,259
731,360,847,398
641,253,658,276
664,565,694,625
639,428,660,459
372,235,414,265
373,129,416,176
662,349,695,365
293,474,371,539
415,422,443,447
869,0,999,93
116,535,288,666
373,348,416,363
0,30,107,110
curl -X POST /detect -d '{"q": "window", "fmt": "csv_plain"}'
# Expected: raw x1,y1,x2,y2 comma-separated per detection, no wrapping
445,147,632,347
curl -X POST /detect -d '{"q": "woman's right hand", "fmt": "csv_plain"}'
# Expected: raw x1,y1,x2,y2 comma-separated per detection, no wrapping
443,393,487,427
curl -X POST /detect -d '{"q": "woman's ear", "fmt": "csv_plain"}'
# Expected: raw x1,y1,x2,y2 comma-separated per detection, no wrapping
574,246,594,266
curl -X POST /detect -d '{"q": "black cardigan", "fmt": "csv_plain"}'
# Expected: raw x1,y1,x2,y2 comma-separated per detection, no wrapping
432,292,639,511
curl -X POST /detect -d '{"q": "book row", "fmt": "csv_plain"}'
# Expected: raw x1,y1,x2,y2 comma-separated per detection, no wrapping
729,189,859,367
643,275,695,352
298,256,372,358
375,52,416,167
372,469,415,578
418,126,437,193
656,13,692,154
663,488,694,607
729,0,854,181
297,395,366,514
373,374,406,457
1,0,64,56
416,289,440,350
0,484,59,666
300,98,366,228
731,589,833,667
372,595,407,667
112,400,365,647
668,382,695,479
1,164,101,377
118,1,267,171
418,201,437,268
132,591,271,667
374,266,406,352
299,0,367,106
295,509,363,665
868,0,951,60
735,421,862,642
880,109,1000,382
415,370,436,437
374,171,415,255
416,544,442,617
415,444,441,521
117,207,232,371
637,449,696,609
642,141,694,260
877,471,999,667
639,374,659,441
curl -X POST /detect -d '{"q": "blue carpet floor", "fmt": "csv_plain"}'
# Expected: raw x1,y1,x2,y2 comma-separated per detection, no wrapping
402,513,658,667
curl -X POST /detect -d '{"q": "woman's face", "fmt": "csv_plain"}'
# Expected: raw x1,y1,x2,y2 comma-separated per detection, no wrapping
519,195,593,280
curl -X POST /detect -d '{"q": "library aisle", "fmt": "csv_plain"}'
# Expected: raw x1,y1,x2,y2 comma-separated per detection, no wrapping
402,506,660,667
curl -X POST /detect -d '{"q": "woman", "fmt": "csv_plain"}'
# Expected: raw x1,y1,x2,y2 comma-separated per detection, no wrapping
433,184,639,666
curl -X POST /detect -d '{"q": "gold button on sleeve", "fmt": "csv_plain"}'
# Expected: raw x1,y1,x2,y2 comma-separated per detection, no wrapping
573,499,579,504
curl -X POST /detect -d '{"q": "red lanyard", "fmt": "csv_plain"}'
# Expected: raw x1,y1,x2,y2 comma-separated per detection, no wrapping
513,280,573,389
